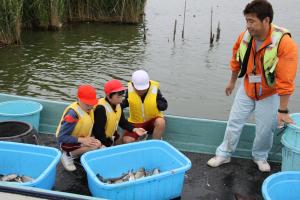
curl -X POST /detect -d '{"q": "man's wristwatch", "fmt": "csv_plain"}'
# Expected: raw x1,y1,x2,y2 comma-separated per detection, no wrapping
278,108,289,114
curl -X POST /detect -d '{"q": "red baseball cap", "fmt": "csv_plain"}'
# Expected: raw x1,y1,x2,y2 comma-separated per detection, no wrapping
104,79,126,95
77,85,98,106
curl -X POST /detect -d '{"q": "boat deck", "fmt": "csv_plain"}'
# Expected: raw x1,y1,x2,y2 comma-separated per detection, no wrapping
40,133,280,200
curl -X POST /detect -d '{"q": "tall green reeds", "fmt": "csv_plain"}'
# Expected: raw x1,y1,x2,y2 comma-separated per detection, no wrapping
0,0,146,46
22,0,64,30
65,0,146,23
121,0,146,23
0,0,23,46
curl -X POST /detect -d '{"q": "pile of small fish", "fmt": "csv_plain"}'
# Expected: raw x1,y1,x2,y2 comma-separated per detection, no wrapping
0,173,34,183
97,168,160,184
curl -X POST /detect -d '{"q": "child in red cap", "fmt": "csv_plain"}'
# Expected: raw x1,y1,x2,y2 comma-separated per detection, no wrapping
56,85,102,171
92,79,146,147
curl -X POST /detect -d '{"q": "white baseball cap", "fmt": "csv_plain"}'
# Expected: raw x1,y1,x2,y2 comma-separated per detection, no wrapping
132,70,150,90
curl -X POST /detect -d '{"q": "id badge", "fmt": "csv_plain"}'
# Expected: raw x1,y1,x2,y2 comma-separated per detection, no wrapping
249,75,261,83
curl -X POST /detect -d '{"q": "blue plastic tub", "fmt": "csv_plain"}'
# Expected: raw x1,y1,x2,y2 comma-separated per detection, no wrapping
0,141,61,189
281,113,300,171
81,140,192,200
0,100,43,131
262,171,300,200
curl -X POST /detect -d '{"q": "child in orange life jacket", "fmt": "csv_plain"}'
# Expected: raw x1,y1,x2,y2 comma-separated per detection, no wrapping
56,85,102,171
92,79,146,147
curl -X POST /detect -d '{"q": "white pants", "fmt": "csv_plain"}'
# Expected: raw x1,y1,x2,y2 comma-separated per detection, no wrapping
216,82,279,160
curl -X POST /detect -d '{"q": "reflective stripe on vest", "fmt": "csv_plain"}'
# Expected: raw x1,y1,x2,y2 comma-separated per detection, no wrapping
97,98,121,138
56,102,94,138
128,80,163,123
236,24,290,86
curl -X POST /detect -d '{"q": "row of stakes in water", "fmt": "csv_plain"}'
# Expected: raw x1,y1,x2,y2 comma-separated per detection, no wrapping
97,167,160,184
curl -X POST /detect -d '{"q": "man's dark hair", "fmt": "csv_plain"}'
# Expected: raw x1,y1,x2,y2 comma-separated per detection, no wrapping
243,0,273,23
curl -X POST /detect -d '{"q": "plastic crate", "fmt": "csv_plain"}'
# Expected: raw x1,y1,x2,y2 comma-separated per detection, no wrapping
262,171,300,200
281,113,300,171
0,100,43,131
0,141,61,189
81,140,191,200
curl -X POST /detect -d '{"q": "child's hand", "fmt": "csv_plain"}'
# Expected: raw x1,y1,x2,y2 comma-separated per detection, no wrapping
93,139,102,148
133,128,147,136
79,137,100,147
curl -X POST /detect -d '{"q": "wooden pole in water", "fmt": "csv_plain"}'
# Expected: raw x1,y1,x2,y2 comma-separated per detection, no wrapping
182,0,187,39
143,25,146,42
216,21,221,41
173,19,177,42
210,7,214,45
143,16,146,42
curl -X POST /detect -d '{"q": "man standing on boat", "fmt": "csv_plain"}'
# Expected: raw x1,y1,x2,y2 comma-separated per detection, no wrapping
122,70,168,143
56,85,102,171
92,79,146,147
207,0,298,172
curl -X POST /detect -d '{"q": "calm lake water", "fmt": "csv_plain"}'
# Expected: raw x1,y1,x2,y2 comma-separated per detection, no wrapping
0,0,299,120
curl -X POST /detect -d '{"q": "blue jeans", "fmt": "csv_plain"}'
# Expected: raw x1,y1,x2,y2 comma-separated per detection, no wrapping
216,82,279,160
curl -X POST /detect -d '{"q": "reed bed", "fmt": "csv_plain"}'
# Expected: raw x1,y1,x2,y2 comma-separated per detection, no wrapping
0,0,23,45
65,0,146,23
22,0,64,30
0,0,146,46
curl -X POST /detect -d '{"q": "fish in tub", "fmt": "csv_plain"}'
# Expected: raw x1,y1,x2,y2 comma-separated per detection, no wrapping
0,173,34,183
96,167,161,184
